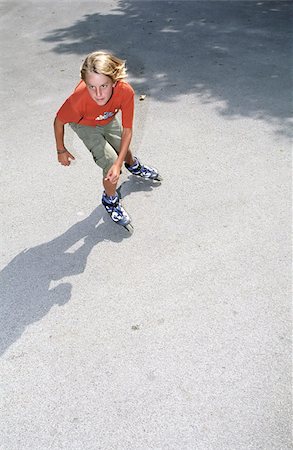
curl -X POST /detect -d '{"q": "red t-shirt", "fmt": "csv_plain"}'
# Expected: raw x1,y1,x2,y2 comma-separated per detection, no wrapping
56,80,134,128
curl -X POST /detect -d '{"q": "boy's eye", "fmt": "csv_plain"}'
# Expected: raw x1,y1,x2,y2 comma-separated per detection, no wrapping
87,83,108,89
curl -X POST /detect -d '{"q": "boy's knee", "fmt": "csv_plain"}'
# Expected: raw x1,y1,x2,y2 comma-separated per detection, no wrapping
93,153,117,177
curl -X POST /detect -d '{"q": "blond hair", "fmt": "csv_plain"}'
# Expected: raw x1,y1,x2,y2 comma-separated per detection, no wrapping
80,51,127,83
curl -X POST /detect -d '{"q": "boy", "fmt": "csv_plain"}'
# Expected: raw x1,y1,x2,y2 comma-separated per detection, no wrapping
54,50,161,230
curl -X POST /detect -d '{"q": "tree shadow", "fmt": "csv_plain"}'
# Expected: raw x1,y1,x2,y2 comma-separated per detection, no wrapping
0,177,160,357
42,0,292,137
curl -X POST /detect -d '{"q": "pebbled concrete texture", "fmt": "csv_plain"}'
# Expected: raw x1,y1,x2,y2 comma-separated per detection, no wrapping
0,1,291,449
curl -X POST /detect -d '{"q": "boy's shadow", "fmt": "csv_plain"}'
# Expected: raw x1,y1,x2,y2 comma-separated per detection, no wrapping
117,172,162,198
0,176,160,357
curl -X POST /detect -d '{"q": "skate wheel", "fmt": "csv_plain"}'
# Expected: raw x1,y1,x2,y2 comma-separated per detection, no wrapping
124,223,134,234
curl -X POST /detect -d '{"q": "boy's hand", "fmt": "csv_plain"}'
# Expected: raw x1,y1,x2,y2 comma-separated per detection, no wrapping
57,149,75,166
105,163,121,184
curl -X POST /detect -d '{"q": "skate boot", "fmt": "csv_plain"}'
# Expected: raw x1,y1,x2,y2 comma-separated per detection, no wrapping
125,156,162,182
102,192,133,233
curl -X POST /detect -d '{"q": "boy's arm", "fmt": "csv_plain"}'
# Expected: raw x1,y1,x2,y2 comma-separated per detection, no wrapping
106,127,132,183
54,116,75,166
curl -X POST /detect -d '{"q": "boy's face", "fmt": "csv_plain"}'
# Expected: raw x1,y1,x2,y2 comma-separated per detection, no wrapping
85,72,116,106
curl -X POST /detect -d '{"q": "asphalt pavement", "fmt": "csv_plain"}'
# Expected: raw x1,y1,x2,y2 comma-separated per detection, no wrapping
0,1,292,449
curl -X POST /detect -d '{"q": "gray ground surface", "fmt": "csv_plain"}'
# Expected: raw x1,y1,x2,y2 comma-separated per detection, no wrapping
0,1,292,449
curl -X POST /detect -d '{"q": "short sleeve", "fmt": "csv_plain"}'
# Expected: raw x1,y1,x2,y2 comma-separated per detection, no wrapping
56,97,83,124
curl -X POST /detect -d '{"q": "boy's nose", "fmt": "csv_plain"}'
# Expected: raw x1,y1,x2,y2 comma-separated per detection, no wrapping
96,87,102,97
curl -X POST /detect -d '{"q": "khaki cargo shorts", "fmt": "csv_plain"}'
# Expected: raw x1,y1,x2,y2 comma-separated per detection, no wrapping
70,117,122,177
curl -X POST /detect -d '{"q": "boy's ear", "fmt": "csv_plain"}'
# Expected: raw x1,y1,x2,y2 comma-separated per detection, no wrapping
113,81,117,87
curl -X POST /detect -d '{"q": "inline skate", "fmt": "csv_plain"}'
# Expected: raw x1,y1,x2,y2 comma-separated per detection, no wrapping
102,191,133,233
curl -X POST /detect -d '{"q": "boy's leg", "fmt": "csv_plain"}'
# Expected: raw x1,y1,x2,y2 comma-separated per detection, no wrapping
70,122,119,195
103,177,117,196
124,149,135,166
105,117,135,166
105,118,161,181
70,122,132,226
